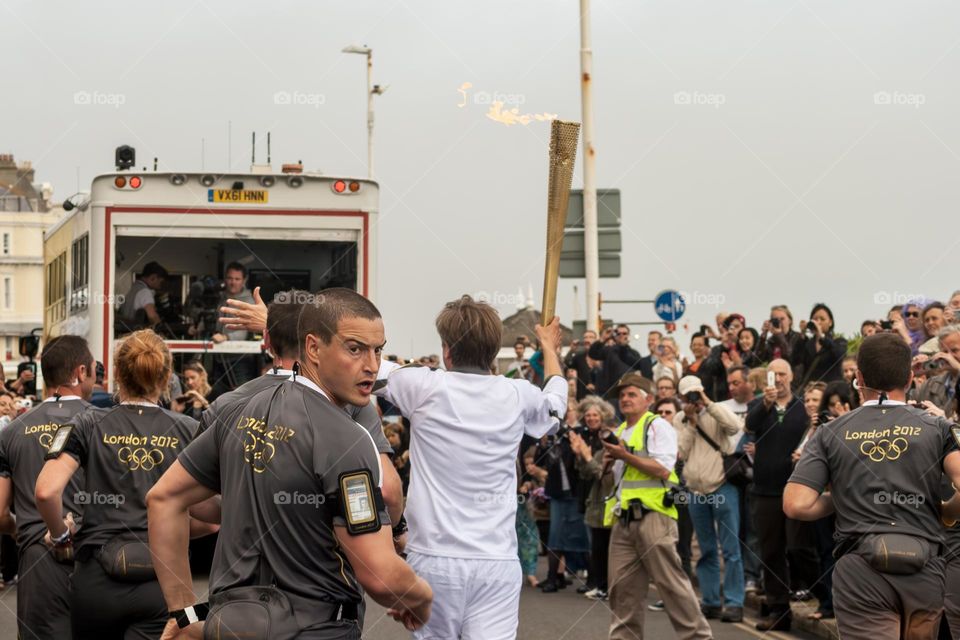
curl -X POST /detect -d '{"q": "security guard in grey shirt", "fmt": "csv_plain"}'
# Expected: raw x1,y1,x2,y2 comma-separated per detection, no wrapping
197,293,404,526
147,288,431,639
785,333,960,639
0,335,95,640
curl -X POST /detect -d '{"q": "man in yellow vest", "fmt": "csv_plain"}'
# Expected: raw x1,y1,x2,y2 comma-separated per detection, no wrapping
602,373,713,640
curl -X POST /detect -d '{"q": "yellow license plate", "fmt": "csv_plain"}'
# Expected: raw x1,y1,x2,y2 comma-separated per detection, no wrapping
207,189,268,203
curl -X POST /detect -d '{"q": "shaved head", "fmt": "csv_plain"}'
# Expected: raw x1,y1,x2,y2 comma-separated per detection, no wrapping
768,358,793,399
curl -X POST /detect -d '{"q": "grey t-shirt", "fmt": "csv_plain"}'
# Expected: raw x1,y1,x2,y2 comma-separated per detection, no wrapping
57,404,197,551
216,288,256,341
0,399,90,548
197,372,391,455
790,403,957,544
178,377,387,605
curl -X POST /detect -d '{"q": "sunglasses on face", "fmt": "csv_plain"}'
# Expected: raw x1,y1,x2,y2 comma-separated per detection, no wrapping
905,311,920,318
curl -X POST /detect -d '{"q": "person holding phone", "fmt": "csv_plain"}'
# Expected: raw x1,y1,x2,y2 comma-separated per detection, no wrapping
744,359,809,631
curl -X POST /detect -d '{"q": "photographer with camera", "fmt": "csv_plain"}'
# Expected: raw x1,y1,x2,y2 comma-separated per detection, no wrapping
915,324,960,420
674,376,744,623
567,396,618,600
700,313,746,401
530,417,591,593
589,326,650,396
601,373,712,640
171,361,212,421
785,332,960,639
798,303,848,386
758,306,804,372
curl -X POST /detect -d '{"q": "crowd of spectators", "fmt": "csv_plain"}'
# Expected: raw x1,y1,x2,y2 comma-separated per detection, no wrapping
496,295,960,625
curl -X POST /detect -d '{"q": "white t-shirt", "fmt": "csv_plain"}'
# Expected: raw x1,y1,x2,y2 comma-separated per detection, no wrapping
132,286,155,313
375,362,566,560
613,415,678,503
719,398,749,450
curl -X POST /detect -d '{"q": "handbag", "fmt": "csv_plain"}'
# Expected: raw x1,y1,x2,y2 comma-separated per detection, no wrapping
98,532,156,582
694,424,752,488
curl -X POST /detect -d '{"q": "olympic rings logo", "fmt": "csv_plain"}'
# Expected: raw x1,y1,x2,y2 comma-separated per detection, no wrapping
117,446,164,471
860,438,909,462
243,432,275,473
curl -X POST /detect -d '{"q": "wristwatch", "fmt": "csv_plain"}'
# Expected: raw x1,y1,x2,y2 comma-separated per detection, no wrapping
170,603,209,629
392,515,408,539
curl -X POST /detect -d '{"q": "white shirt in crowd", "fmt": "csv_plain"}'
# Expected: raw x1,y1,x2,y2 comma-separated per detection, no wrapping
613,415,678,504
375,361,566,560
719,398,749,450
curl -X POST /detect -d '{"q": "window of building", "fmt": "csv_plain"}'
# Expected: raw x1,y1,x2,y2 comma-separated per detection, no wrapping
46,251,67,324
3,277,10,309
4,336,12,361
71,234,90,311
2,232,9,256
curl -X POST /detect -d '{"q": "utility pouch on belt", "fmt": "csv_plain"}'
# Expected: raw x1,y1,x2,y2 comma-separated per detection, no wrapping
98,532,156,582
204,586,300,640
855,533,931,575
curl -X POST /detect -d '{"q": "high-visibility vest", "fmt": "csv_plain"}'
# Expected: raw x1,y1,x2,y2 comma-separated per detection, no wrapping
603,412,680,526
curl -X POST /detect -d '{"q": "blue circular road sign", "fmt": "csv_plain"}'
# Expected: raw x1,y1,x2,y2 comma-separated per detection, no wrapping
654,290,686,322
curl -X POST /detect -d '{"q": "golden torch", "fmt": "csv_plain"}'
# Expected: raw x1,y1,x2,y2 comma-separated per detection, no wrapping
541,120,581,324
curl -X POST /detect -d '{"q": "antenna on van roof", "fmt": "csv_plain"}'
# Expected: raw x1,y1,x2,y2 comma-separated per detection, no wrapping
251,132,256,164
267,132,271,164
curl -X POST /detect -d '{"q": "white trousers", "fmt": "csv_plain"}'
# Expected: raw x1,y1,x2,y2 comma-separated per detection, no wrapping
407,552,522,640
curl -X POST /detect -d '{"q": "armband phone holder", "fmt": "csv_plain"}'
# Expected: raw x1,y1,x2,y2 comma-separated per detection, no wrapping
44,425,73,459
339,470,381,535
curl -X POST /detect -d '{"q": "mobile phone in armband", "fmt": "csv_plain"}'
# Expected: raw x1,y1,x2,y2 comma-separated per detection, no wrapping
951,425,960,451
338,470,381,535
44,425,73,460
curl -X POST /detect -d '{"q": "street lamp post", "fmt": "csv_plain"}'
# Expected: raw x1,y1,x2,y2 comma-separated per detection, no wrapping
342,44,387,180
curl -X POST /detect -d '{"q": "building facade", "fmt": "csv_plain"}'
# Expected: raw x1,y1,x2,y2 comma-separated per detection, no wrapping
0,154,62,380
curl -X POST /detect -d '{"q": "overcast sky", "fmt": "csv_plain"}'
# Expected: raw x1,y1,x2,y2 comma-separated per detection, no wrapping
5,1,960,356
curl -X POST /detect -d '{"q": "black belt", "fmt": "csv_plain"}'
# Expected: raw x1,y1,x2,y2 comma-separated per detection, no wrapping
619,499,650,524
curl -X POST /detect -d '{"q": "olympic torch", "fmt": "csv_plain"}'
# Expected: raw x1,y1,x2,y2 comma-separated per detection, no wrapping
541,120,581,324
